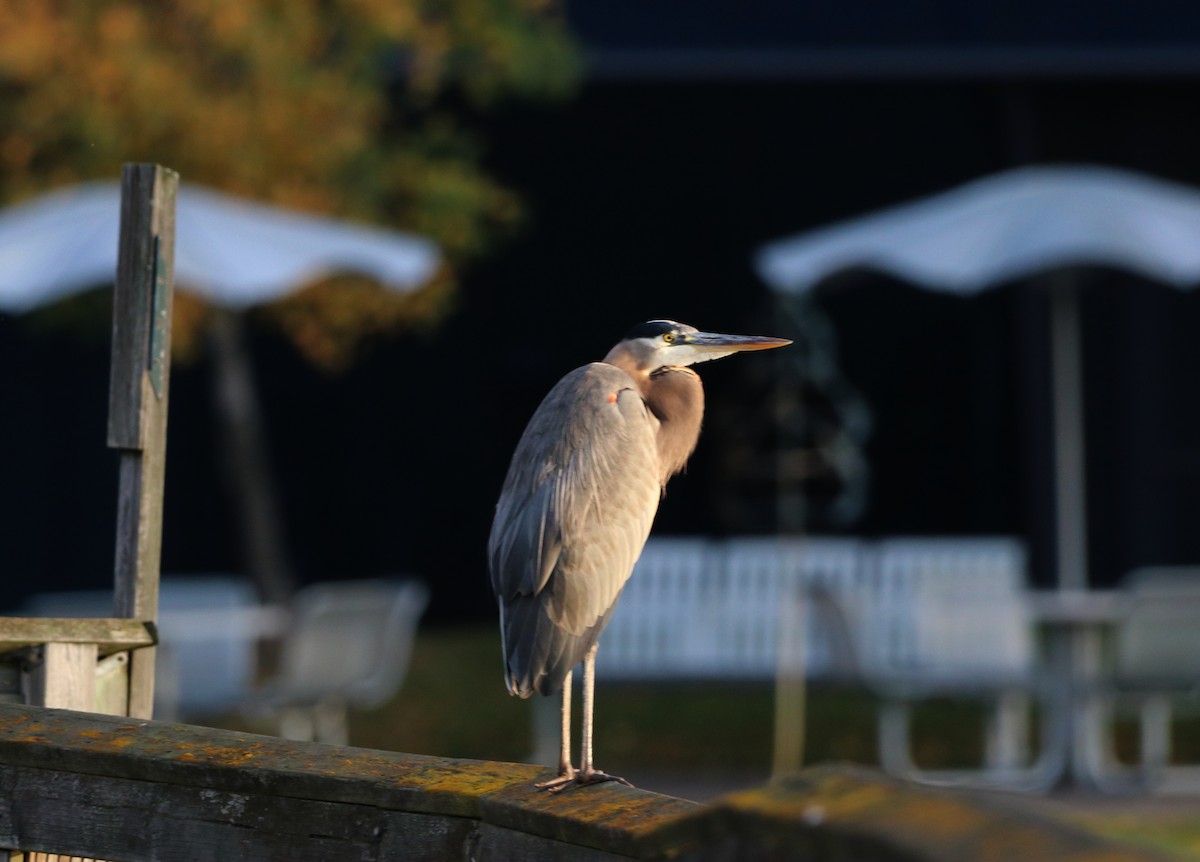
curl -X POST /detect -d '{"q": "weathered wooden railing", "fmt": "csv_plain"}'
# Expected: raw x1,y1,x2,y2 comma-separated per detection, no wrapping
0,704,1166,862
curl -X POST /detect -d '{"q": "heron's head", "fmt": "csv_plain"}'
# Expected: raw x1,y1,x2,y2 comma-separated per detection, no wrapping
604,319,791,374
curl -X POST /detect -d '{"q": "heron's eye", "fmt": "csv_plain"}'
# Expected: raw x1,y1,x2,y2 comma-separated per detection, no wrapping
662,332,676,344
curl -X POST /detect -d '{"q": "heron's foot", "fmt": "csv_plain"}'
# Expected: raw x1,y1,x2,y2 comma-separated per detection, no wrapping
577,769,632,789
535,767,577,792
540,768,632,793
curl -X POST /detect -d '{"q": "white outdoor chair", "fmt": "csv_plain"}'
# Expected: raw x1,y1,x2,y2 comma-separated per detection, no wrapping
242,577,429,744
1088,567,1200,792
851,538,1063,791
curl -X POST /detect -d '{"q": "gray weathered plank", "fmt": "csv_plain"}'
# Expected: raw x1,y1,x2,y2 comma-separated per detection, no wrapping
0,703,697,860
108,163,178,720
1,767,644,862
0,753,649,862
0,620,154,657
107,165,171,449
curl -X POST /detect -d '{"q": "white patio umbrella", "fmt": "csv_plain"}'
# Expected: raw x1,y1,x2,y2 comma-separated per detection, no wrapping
0,181,440,311
0,181,441,603
756,164,1200,590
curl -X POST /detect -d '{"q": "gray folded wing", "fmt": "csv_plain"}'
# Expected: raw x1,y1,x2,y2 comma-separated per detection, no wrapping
488,362,662,697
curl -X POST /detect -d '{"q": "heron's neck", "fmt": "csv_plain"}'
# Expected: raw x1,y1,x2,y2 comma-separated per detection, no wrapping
644,367,704,486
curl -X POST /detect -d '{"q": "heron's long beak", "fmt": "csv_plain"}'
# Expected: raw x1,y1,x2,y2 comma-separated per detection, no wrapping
672,330,791,366
685,331,792,352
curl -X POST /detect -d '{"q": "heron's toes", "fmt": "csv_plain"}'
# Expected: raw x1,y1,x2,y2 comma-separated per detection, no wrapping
535,767,634,792
573,769,633,789
535,769,578,792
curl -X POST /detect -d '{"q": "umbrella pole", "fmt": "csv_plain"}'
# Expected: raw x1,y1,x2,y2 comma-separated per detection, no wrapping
207,308,298,606
1049,274,1088,592
772,300,806,779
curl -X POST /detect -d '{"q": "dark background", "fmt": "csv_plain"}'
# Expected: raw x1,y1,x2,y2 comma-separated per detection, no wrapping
6,2,1200,619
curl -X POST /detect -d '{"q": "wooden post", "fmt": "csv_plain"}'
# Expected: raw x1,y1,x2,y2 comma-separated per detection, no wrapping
108,164,178,719
25,644,98,712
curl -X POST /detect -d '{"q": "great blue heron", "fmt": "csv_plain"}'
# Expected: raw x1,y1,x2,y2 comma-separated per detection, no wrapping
488,319,791,790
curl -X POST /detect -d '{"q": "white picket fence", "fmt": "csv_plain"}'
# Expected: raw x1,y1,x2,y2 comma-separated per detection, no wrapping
597,534,1032,689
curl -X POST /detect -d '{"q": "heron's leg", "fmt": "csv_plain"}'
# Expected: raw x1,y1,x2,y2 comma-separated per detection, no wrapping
577,642,631,788
557,670,574,776
535,670,577,791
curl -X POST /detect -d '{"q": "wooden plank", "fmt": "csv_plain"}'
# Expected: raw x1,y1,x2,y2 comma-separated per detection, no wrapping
26,645,97,711
0,741,662,862
107,165,159,449
0,703,699,859
0,620,154,657
0,770,493,862
109,163,178,720
3,765,638,862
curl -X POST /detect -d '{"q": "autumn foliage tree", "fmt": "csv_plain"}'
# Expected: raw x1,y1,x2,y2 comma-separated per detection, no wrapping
0,0,579,365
